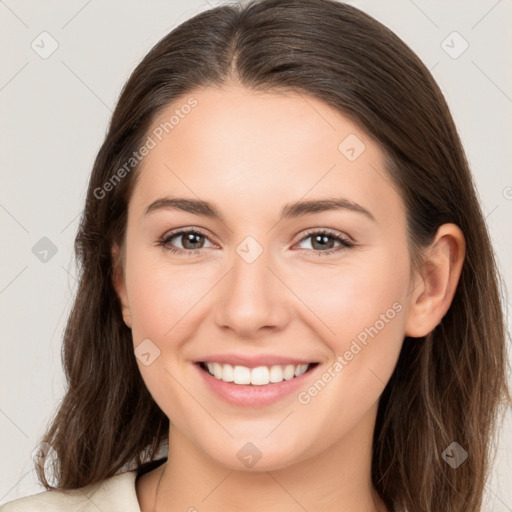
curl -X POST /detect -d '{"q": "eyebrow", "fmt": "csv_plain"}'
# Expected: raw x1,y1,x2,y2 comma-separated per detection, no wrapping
144,196,376,222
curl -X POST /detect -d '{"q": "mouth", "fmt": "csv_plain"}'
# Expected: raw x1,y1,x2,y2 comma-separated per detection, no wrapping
197,361,320,386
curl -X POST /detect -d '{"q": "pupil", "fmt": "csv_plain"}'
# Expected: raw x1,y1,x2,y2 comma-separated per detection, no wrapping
313,234,333,250
184,233,202,249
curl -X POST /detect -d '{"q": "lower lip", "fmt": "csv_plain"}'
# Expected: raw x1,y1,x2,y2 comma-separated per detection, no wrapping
195,363,319,407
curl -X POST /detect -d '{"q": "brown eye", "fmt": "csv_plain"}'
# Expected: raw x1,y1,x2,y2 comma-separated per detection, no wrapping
296,229,354,256
169,231,205,250
159,229,214,255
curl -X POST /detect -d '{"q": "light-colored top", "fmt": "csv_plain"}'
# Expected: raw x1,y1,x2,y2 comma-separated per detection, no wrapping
0,470,141,512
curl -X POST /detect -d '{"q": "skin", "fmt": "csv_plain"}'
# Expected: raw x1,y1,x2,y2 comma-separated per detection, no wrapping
112,84,465,512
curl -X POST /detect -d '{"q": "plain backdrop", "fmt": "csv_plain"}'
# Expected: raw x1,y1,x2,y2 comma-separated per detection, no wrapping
1,0,511,509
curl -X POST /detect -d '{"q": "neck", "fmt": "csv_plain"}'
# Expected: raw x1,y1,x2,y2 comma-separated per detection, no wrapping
152,402,387,512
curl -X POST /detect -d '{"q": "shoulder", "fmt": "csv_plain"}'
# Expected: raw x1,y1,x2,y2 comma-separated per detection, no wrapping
0,470,140,512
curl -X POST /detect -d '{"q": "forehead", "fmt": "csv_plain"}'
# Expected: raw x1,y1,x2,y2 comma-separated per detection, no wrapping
130,84,404,226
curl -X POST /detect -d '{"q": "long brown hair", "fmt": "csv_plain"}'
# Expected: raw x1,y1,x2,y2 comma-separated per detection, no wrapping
35,1,510,510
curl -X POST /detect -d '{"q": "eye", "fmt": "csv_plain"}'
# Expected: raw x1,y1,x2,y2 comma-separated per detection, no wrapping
157,227,354,257
158,229,215,255
295,229,354,256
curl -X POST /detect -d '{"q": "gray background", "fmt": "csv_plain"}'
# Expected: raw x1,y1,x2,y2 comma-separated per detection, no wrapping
1,0,511,509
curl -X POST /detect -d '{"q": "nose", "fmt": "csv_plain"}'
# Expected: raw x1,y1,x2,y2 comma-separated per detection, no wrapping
213,239,291,338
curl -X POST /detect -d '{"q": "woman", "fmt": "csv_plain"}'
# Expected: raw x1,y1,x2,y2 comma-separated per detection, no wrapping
2,0,509,511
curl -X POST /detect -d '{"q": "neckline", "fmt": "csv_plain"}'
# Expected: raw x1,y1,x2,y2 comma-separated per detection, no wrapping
135,457,168,481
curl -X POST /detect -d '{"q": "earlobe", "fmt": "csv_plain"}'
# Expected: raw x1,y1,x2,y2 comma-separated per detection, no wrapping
111,244,132,329
404,223,465,338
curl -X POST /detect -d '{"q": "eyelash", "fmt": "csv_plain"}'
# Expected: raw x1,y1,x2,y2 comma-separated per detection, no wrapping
157,228,354,257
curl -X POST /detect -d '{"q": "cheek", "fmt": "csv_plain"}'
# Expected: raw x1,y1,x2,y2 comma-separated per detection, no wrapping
296,250,409,401
125,244,210,341
129,267,205,343
293,246,409,347
292,251,409,433
123,247,210,415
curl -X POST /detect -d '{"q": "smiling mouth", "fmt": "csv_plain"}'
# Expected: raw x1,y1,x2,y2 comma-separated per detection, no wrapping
197,361,319,386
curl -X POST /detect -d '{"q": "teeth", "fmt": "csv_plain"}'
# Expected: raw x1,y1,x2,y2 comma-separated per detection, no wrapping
250,366,269,385
204,362,311,385
233,365,251,384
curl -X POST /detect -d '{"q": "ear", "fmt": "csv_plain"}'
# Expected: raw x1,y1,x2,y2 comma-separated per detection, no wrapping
111,243,132,329
405,223,465,338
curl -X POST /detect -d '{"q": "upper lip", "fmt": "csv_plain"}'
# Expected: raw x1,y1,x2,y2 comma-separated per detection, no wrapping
196,354,318,368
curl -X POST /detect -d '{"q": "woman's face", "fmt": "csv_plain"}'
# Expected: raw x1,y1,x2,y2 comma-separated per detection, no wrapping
114,84,416,470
